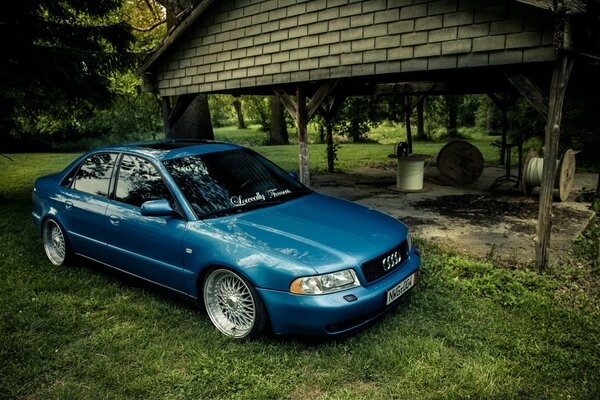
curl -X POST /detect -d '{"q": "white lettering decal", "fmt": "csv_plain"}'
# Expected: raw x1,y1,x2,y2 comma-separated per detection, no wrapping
229,188,292,206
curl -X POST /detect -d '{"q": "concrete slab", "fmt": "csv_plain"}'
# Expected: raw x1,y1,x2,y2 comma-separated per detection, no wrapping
312,162,596,266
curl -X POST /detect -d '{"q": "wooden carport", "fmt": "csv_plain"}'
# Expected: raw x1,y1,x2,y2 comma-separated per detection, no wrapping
139,0,599,269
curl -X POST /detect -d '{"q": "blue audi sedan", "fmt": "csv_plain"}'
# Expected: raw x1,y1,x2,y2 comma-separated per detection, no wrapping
32,140,420,338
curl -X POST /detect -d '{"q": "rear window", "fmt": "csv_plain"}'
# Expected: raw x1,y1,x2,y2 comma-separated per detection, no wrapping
71,153,118,197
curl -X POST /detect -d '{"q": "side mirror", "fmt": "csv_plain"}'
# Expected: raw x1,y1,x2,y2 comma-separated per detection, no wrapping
289,171,299,180
141,199,174,217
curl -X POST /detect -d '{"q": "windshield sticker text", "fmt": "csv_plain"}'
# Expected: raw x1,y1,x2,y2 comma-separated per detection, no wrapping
230,188,292,206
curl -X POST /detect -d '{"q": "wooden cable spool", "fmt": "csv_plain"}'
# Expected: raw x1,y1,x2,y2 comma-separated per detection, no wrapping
521,149,576,202
436,140,484,186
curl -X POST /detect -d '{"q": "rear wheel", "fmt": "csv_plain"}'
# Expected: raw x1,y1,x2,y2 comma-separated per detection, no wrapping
42,219,71,266
203,269,268,339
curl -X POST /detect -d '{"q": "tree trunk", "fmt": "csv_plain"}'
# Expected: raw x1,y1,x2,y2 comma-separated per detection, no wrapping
319,123,324,143
173,94,214,139
404,96,413,154
486,101,495,133
445,95,458,138
350,119,360,142
232,97,245,129
269,96,289,145
159,0,213,140
416,97,425,140
326,122,334,173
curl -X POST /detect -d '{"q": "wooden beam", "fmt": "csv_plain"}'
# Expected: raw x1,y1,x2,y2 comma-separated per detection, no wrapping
273,89,298,123
535,52,575,271
505,73,549,118
410,94,426,110
374,82,443,95
296,86,310,186
307,81,338,121
138,0,216,75
513,0,586,14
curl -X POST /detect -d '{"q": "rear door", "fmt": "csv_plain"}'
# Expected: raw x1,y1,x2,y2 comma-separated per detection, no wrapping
105,154,188,293
58,153,118,260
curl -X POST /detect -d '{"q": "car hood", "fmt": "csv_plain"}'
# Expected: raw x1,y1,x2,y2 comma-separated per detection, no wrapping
203,193,408,274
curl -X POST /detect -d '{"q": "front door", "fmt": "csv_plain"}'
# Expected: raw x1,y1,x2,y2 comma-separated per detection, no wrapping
105,154,188,293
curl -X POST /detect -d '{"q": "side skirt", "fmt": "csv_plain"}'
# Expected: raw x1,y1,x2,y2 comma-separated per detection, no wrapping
76,253,197,300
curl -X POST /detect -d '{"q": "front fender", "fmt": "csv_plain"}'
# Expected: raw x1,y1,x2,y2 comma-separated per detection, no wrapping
182,221,318,297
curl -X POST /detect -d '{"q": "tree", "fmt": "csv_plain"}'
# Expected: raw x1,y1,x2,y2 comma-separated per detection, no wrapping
244,96,270,132
416,97,426,140
232,97,246,129
0,0,134,137
335,96,387,142
269,97,289,145
444,95,459,138
153,0,213,140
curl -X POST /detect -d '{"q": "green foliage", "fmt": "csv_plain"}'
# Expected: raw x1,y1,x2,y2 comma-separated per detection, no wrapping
334,96,388,142
572,217,600,269
458,95,482,127
80,71,162,138
441,256,554,306
0,0,135,136
507,98,546,144
422,96,447,137
577,188,600,212
208,94,236,128
243,96,270,132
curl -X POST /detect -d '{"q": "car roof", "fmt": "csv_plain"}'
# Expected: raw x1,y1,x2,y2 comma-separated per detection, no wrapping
94,139,245,161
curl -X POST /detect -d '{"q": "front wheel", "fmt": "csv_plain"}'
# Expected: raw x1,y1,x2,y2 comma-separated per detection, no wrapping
203,269,268,339
42,219,71,266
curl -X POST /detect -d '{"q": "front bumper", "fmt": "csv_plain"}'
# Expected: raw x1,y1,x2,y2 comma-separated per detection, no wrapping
257,250,421,336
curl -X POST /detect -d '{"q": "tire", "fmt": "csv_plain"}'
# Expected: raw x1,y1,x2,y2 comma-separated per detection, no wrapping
42,219,72,266
203,268,269,339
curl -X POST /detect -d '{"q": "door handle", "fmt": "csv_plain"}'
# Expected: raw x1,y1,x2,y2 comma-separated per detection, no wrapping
65,201,73,210
109,215,121,226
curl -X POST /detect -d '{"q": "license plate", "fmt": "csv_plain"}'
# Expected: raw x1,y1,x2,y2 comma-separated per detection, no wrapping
386,273,416,305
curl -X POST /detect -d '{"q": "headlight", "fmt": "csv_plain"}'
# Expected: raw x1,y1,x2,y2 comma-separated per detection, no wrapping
406,230,412,251
290,269,360,295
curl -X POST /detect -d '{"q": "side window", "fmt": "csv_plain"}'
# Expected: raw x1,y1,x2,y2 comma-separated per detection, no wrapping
115,155,174,208
72,153,117,197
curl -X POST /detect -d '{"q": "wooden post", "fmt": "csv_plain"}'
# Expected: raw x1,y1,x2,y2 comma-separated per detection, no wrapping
161,97,173,139
535,52,574,271
296,86,310,186
274,82,338,186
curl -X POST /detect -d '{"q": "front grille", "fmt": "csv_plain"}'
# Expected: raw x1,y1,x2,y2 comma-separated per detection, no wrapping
361,240,409,283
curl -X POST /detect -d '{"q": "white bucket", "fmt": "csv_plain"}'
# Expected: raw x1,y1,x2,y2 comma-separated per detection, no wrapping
396,157,426,191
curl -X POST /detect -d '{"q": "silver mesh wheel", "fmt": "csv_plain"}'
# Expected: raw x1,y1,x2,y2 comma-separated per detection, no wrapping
204,269,256,338
43,220,66,266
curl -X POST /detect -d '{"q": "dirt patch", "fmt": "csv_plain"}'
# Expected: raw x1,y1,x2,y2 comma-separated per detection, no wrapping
413,194,590,230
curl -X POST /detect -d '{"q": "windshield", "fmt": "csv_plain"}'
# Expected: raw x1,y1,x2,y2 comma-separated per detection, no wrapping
163,149,310,219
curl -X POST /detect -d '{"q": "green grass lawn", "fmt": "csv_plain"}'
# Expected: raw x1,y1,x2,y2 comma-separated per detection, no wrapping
1,149,599,398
